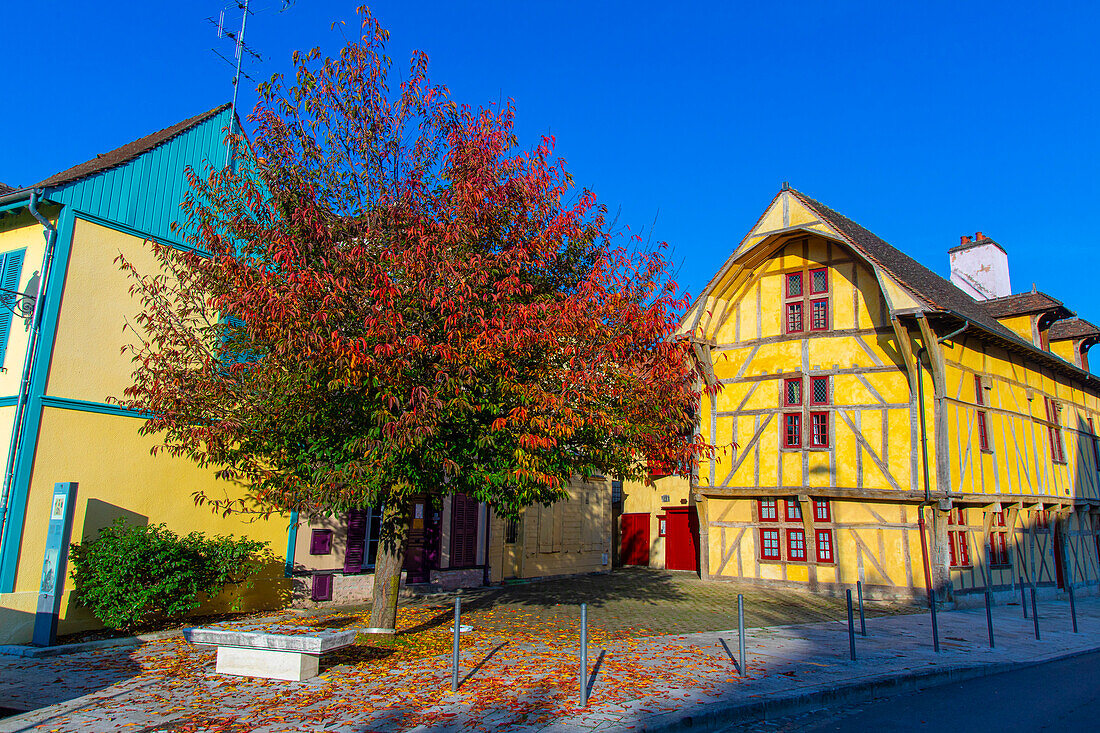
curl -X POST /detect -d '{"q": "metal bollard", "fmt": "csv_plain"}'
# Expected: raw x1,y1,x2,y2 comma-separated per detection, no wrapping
857,580,867,637
1069,585,1078,633
984,590,995,648
1030,586,1040,640
846,589,856,661
929,589,941,653
737,594,746,675
579,603,588,707
451,595,462,692
1021,584,1028,618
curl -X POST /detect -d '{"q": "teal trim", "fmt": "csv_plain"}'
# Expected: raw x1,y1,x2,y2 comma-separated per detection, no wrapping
285,511,299,578
0,206,74,591
0,197,33,215
39,396,147,419
70,210,208,257
0,396,17,407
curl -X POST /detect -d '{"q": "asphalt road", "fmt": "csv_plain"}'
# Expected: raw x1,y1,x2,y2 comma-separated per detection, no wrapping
739,650,1100,733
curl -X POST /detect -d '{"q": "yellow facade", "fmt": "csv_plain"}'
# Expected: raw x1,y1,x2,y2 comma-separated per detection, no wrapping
0,216,289,644
678,188,1100,604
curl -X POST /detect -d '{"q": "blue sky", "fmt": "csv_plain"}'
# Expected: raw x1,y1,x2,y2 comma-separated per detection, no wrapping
3,1,1097,322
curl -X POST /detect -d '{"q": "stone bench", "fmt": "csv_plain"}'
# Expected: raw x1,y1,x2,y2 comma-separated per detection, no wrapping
184,625,357,681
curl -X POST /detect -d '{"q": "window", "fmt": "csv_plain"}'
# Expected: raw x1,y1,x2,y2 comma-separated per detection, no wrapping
309,529,333,555
810,267,828,294
785,499,802,521
991,530,1010,566
759,499,778,522
784,413,802,448
1090,418,1100,471
787,529,807,560
1045,397,1065,463
311,573,333,602
761,529,781,559
784,266,830,334
784,378,802,406
816,529,834,563
813,499,831,522
811,412,830,447
810,376,830,405
658,516,667,537
948,508,970,567
974,376,991,452
0,248,25,369
505,517,520,544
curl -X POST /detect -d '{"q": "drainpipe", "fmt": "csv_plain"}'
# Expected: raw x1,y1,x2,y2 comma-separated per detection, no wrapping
914,318,968,605
0,191,57,551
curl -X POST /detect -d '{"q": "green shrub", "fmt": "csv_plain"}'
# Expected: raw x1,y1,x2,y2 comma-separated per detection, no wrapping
69,519,270,631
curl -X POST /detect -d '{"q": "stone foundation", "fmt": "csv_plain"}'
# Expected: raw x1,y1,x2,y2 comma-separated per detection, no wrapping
429,567,485,590
289,571,407,608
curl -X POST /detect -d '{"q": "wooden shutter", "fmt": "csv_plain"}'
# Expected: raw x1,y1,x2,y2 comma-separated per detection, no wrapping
311,573,333,601
0,249,24,368
344,510,367,573
450,494,479,568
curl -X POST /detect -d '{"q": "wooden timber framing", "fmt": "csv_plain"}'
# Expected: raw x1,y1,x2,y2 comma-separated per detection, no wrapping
679,187,1100,605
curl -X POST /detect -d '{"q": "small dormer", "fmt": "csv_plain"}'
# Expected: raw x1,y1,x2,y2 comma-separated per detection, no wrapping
981,290,1073,350
1048,318,1100,372
949,232,1010,300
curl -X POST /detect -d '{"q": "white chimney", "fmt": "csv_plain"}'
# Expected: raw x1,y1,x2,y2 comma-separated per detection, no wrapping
949,232,1011,300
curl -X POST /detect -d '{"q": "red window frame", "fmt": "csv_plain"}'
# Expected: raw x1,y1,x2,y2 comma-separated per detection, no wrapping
784,377,803,406
810,298,829,331
787,529,807,561
815,529,835,563
784,413,802,448
991,510,1006,527
810,412,829,447
785,500,802,521
760,528,781,560
785,301,804,334
810,267,829,294
1090,417,1100,471
786,272,803,298
759,499,778,522
1046,397,1066,463
974,375,985,406
949,530,970,567
813,499,831,522
810,376,830,405
658,515,667,537
991,532,1009,565
977,411,990,452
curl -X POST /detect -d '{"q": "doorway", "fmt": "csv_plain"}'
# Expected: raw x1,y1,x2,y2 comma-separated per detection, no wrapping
620,513,650,566
664,507,699,572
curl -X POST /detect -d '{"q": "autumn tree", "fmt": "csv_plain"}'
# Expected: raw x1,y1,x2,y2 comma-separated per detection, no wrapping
118,8,709,630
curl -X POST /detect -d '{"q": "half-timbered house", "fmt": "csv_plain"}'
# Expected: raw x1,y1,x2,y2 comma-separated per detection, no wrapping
674,185,1100,604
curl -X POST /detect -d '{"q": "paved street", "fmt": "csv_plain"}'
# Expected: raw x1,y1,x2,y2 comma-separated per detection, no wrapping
1,573,1098,732
741,650,1100,732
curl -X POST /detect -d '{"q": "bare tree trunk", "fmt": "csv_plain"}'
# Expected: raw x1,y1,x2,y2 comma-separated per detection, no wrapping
368,502,409,631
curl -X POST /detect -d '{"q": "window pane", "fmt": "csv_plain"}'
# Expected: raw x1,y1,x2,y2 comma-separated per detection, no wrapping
760,499,778,521
786,272,802,297
816,529,833,562
811,299,828,330
813,499,830,522
812,413,828,446
974,375,984,406
785,379,802,406
761,529,780,559
786,302,803,333
787,529,806,560
786,500,802,521
812,376,828,404
785,413,801,447
811,268,828,293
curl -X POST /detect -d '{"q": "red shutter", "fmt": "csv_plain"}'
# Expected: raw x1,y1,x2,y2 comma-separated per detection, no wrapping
344,509,367,573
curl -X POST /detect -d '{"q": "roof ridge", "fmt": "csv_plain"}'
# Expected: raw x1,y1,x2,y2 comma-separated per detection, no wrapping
34,103,232,189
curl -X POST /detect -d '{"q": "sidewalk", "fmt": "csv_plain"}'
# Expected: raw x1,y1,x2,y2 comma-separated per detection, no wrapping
1,594,1097,732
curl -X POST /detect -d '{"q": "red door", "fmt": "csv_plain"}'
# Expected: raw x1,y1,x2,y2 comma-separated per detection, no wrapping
620,513,650,566
665,507,699,572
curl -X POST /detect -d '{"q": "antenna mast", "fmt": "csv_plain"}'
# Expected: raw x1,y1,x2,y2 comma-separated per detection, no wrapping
226,0,250,167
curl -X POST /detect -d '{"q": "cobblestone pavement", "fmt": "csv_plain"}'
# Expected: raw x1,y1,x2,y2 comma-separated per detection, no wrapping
1,573,1096,733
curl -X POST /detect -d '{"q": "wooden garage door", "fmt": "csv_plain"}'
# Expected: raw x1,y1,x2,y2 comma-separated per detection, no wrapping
620,513,650,566
665,507,699,572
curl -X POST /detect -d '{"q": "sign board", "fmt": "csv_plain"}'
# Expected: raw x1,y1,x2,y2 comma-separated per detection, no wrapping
32,482,78,647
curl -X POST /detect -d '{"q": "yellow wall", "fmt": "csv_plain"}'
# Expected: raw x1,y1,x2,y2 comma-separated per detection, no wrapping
0,217,289,644
621,474,691,567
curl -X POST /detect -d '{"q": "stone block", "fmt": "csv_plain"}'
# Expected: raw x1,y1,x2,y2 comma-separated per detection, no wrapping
215,645,319,681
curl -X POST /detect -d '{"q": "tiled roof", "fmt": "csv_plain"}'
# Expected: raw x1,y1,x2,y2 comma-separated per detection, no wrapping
1049,318,1100,342
0,182,16,196
33,103,231,189
981,291,1070,319
788,189,1019,341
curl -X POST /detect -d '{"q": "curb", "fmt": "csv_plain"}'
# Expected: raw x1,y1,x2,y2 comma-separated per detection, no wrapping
650,644,1100,732
0,629,182,659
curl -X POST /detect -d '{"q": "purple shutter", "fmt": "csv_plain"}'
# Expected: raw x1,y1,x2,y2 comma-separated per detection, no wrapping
310,529,333,555
344,510,367,573
451,494,479,568
311,573,333,601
